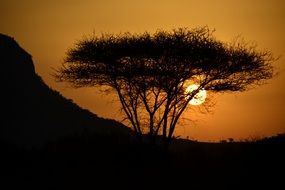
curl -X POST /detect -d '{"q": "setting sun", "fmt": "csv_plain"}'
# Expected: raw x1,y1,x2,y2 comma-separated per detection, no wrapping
1,1,285,188
1,0,285,142
186,84,207,105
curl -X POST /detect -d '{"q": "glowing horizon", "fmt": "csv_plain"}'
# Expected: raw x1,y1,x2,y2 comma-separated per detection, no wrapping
1,0,285,142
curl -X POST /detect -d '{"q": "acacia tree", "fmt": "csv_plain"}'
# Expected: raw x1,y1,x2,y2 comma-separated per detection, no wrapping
55,27,275,147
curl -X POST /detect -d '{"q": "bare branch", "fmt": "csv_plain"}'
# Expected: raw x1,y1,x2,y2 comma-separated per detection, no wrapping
55,27,276,147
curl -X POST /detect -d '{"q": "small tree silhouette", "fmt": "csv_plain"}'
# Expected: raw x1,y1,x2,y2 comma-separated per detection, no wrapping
55,27,276,148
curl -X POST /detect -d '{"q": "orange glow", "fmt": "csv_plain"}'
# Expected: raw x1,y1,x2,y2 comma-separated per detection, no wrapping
1,0,285,142
185,84,207,106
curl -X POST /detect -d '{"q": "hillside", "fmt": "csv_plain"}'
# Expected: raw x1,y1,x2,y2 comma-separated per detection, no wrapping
1,132,283,189
1,34,284,189
0,33,132,148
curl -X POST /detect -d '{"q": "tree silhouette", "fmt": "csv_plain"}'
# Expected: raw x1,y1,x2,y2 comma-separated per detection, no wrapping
55,27,276,147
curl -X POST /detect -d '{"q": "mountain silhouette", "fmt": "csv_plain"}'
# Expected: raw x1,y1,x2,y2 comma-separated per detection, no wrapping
1,34,284,189
0,33,131,148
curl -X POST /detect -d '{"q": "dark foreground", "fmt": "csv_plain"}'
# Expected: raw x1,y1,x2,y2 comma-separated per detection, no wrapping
1,134,284,189
1,33,283,189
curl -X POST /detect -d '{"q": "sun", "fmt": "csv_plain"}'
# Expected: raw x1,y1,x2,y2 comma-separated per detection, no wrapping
185,84,207,105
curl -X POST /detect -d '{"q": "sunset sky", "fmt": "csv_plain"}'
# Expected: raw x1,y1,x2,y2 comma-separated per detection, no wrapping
1,0,285,141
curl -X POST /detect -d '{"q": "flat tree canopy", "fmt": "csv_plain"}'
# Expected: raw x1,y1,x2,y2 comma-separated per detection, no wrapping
56,27,275,146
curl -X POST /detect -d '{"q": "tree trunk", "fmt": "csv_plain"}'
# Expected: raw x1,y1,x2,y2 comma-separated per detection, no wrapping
134,132,143,144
